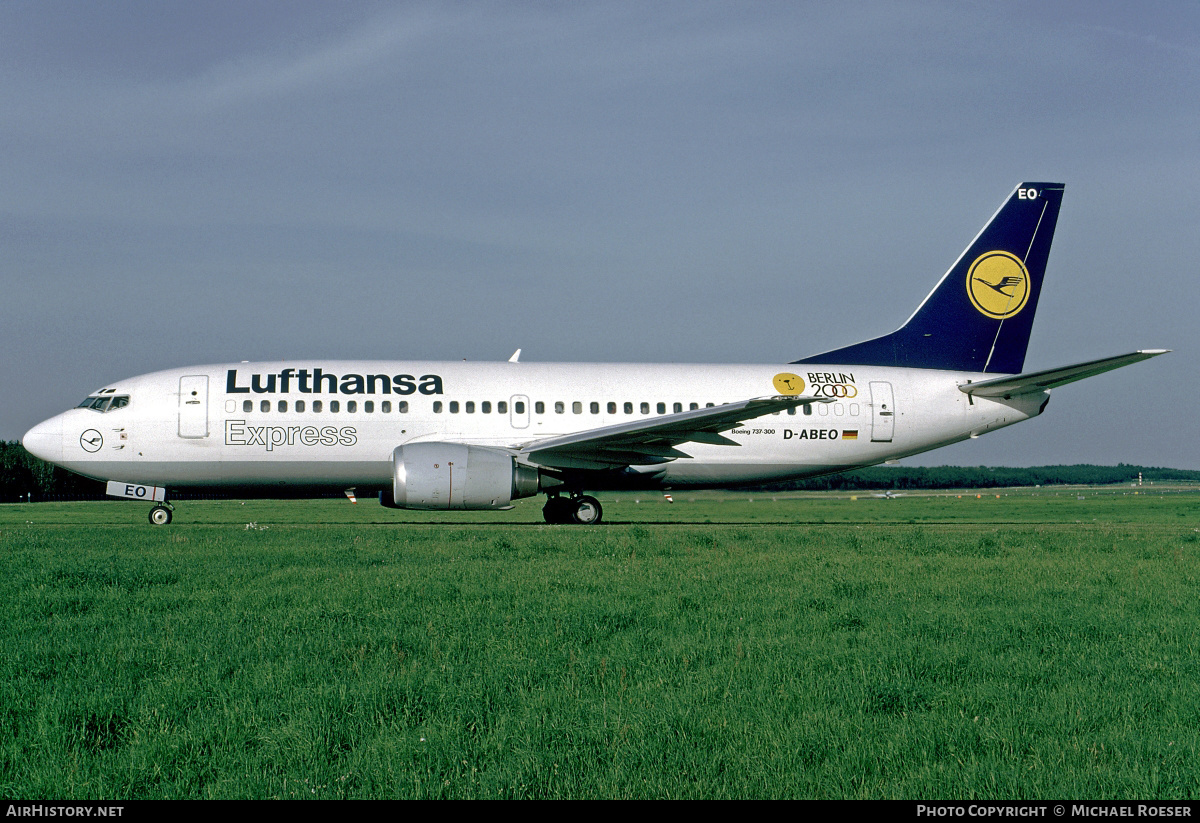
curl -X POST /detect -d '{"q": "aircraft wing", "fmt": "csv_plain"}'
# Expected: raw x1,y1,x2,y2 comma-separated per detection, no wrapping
958,350,1168,399
514,396,832,470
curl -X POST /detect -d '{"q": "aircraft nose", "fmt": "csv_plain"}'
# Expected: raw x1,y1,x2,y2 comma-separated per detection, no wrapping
22,416,63,464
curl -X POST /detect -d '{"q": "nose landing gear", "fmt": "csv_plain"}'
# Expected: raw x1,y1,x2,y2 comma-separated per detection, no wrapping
148,504,174,525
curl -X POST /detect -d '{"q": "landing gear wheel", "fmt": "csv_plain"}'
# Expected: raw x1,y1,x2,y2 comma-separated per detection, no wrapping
571,495,603,525
543,494,604,525
542,496,575,524
149,505,173,526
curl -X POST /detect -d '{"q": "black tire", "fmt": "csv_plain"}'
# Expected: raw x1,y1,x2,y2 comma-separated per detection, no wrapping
542,496,574,524
571,495,603,525
149,506,172,525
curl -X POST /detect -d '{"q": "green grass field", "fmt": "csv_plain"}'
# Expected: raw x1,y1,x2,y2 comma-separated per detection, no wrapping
2,487,1199,799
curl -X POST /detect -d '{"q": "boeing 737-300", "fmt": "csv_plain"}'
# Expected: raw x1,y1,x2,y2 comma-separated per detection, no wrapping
21,182,1167,524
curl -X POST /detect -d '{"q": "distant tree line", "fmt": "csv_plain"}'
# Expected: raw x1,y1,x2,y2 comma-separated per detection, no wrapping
746,463,1200,492
2,439,1198,502
0,441,103,501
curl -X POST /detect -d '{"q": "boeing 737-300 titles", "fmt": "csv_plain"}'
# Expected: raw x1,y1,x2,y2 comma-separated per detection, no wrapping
22,183,1167,524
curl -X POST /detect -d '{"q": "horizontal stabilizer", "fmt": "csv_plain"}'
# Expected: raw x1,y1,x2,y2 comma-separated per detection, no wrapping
958,350,1169,398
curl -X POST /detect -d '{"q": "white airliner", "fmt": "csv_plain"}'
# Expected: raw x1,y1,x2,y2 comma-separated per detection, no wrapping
22,183,1166,525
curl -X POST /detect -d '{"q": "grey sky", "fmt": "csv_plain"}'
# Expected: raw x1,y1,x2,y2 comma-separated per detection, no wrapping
2,1,1195,468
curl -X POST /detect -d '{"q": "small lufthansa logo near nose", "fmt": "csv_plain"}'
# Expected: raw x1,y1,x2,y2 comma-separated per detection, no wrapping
80,429,103,453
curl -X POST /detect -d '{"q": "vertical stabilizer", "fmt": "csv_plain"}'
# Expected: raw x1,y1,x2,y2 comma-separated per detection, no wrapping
794,182,1064,373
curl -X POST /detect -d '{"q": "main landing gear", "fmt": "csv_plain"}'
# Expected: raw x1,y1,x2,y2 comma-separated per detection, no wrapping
542,493,603,525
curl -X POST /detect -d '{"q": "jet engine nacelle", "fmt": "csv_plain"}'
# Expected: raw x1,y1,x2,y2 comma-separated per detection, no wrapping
380,442,541,510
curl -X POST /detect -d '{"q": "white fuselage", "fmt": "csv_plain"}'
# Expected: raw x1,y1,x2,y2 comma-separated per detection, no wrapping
22,359,1047,493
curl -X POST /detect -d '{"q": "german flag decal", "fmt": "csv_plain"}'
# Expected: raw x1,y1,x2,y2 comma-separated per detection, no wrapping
842,430,858,440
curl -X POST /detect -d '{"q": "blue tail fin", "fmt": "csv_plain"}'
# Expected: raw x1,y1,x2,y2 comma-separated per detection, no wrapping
793,182,1064,374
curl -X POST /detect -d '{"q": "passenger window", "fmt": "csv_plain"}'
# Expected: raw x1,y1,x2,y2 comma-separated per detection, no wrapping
640,402,649,414
673,403,682,413
347,401,357,413
690,403,699,410
803,404,813,416
787,407,796,415
450,401,459,413
243,400,253,413
590,402,600,414
313,400,323,413
657,402,666,414
535,402,544,414
624,402,633,414
572,402,582,414
365,401,374,413
260,400,270,413
607,402,616,414
433,401,442,413
500,401,510,414
330,400,340,413
381,401,391,413
278,400,288,413
555,402,564,414
482,401,491,414
398,401,408,413
466,401,475,413
296,400,306,413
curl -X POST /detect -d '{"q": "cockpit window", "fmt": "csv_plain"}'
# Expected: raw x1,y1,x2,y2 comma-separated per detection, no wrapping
77,395,130,413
